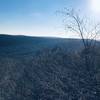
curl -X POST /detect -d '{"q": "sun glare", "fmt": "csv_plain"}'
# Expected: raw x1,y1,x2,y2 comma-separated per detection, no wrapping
90,0,100,14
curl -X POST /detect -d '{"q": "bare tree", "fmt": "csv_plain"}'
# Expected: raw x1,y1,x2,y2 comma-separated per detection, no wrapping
60,8,100,70
58,9,100,99
61,8,100,50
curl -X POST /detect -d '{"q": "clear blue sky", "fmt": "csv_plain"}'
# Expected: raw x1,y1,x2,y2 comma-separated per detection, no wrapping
0,0,89,37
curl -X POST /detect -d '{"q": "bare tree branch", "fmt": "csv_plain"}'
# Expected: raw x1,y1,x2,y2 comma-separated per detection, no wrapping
61,8,100,49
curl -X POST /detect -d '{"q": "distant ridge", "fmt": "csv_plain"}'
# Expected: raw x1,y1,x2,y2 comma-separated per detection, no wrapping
0,34,97,57
0,34,82,46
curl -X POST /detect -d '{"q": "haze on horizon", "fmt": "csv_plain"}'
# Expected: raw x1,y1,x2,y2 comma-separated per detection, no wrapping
0,0,100,38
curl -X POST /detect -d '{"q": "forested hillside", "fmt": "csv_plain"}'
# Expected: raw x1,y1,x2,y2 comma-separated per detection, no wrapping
0,35,100,100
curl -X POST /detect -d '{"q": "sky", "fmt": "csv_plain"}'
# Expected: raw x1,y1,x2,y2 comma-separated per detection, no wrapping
0,0,99,38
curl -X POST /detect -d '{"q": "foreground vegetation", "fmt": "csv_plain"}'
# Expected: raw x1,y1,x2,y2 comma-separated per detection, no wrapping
0,46,100,100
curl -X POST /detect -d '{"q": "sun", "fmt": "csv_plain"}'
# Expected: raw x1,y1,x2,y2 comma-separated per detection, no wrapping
90,0,100,14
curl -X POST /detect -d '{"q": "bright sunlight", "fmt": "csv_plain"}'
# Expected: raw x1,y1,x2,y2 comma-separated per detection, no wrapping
90,0,100,14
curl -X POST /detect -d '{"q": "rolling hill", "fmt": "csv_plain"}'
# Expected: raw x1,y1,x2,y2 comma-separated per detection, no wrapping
0,34,83,57
0,34,100,100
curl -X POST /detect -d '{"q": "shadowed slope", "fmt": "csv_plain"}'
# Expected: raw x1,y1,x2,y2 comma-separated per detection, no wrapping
0,34,83,57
